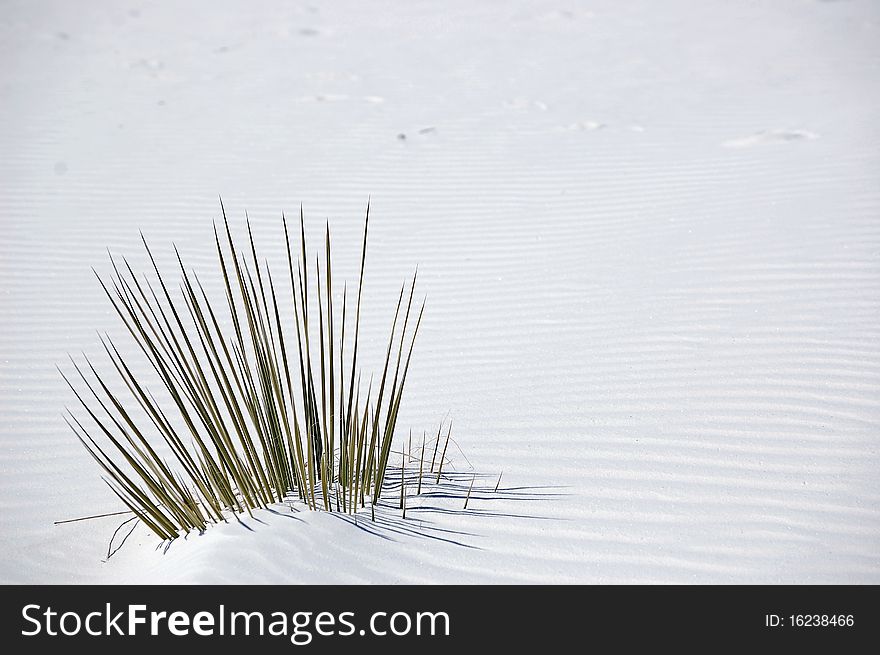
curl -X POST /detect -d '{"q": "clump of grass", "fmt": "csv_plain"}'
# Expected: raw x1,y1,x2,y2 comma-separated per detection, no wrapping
62,201,426,540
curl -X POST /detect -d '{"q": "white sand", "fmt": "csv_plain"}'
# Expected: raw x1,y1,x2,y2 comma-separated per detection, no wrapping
1,0,879,584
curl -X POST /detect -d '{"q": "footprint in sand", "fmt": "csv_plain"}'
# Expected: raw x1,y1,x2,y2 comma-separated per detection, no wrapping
722,129,819,148
128,58,182,82
396,127,437,141
272,25,330,39
533,8,595,21
504,97,548,111
561,120,606,132
297,93,349,103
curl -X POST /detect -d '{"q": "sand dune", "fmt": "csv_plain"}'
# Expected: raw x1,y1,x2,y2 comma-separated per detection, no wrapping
1,0,878,583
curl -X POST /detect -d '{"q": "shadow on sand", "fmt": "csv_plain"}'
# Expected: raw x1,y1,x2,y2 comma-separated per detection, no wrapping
144,466,567,556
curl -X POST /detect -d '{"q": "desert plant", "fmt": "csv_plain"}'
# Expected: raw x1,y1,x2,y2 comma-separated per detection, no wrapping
61,201,425,540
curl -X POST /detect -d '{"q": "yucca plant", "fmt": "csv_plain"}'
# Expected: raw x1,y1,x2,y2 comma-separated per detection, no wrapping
61,201,425,540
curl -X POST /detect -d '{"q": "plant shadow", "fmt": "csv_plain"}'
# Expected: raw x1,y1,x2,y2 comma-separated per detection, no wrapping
298,467,565,550
150,465,567,556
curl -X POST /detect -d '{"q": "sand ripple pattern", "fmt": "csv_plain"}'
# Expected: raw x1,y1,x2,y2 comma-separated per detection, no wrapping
1,0,878,583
